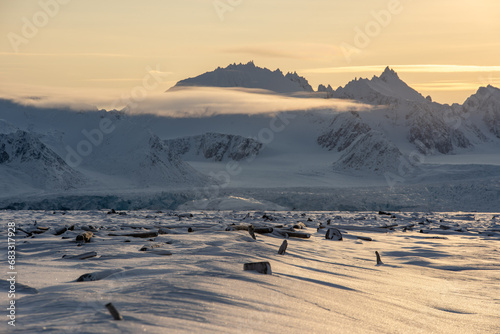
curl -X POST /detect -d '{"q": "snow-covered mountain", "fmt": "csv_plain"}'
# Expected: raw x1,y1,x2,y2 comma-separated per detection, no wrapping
317,111,403,172
463,85,500,138
405,102,474,154
331,66,427,104
0,100,213,195
1,64,500,210
317,111,371,152
332,131,404,173
0,121,86,193
70,120,212,188
165,132,262,162
323,67,497,157
170,61,314,93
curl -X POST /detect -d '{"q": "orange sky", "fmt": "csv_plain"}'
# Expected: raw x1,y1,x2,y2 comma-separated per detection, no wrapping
1,0,499,107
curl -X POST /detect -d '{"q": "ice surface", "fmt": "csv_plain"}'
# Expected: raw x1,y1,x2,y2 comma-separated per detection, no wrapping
1,210,499,333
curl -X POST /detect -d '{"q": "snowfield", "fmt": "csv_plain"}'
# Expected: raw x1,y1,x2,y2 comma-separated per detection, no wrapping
2,210,499,333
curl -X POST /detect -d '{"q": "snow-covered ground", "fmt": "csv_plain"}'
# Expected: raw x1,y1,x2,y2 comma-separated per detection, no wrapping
2,210,499,333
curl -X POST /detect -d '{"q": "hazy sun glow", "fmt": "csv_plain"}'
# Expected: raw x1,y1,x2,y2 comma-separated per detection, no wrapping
1,0,499,106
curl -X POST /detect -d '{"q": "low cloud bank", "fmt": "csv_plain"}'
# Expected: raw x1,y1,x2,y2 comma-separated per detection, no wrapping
1,86,372,117
125,87,372,117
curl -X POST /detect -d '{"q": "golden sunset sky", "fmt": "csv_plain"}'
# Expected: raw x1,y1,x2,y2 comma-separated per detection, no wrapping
1,0,499,107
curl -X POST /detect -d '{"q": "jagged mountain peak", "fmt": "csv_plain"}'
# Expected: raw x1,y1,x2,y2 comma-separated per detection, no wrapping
477,84,500,96
226,61,256,70
165,132,262,162
378,66,399,82
170,62,313,93
463,84,500,139
332,66,426,104
318,84,334,92
464,84,500,107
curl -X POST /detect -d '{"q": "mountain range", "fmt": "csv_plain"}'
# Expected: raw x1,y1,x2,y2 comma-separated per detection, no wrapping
1,62,499,210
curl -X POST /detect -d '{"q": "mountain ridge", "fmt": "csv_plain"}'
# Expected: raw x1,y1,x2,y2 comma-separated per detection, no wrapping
1,63,499,210
169,61,314,93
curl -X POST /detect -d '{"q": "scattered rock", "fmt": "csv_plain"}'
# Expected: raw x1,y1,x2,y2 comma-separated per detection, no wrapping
248,225,257,240
108,232,158,238
54,226,68,236
375,251,383,265
226,224,247,231
105,303,123,321
254,227,273,234
244,262,272,275
278,240,288,255
226,225,273,234
357,236,372,241
76,269,123,282
276,230,310,239
262,214,274,221
325,228,342,240
139,244,162,251
293,222,306,229
76,231,93,243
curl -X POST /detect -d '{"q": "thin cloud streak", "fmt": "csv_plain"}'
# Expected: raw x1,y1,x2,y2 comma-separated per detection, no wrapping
221,43,338,62
303,65,500,74
412,83,483,91
80,78,145,82
0,52,140,58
